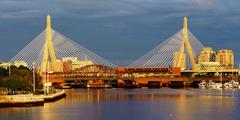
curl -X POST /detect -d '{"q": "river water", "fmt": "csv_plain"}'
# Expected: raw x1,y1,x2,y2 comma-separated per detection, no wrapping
1,88,240,120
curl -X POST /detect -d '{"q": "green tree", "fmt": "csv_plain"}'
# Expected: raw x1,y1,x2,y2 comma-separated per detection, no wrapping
0,78,7,87
0,67,7,77
7,76,29,90
0,65,43,92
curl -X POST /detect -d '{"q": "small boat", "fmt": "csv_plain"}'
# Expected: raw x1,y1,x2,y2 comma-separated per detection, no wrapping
213,83,223,89
206,80,222,89
224,80,239,89
229,80,239,88
198,81,207,88
86,83,112,89
61,83,71,89
223,82,233,89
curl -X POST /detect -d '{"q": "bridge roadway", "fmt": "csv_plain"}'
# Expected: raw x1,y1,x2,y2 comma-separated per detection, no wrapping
47,66,239,84
48,74,237,84
182,69,239,73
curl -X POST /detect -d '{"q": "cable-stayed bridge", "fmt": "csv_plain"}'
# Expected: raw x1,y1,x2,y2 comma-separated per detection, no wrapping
9,15,237,85
10,15,116,74
9,16,203,71
128,29,204,68
129,17,204,70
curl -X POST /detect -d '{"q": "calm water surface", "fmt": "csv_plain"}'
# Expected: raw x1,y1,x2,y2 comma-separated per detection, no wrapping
1,88,240,120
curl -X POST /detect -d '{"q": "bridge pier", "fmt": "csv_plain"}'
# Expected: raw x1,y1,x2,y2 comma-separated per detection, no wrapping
148,81,162,88
168,81,184,88
104,80,118,88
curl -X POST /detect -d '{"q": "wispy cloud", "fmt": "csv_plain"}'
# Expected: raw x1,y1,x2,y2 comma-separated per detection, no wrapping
190,0,216,9
0,0,218,19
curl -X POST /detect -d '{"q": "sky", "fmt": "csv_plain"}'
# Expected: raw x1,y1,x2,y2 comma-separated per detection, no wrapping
0,0,240,66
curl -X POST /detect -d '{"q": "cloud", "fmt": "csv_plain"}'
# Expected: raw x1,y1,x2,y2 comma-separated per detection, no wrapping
0,0,218,20
190,0,216,9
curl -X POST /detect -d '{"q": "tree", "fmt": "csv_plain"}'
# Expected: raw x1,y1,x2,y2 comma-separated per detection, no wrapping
0,67,7,77
0,65,43,92
0,78,7,87
7,76,29,90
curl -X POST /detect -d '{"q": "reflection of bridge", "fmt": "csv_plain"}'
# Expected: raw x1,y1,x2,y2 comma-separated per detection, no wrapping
9,15,239,85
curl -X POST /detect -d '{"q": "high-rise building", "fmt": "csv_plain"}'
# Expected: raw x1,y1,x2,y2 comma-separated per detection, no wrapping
198,47,216,64
216,49,234,67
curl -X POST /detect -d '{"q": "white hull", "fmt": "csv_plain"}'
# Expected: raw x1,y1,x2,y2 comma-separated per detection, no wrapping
199,80,240,89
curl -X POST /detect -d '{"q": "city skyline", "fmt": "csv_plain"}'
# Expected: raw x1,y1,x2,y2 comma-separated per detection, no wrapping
0,0,239,66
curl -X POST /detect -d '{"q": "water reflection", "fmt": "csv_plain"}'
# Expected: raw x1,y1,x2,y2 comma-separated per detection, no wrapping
1,88,240,120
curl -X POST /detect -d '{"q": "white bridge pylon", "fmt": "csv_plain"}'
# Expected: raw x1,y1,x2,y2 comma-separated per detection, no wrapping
128,17,204,69
10,15,117,72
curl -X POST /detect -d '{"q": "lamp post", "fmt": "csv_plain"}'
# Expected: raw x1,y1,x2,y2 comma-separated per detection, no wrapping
32,61,36,94
238,64,240,81
220,65,223,86
8,62,11,77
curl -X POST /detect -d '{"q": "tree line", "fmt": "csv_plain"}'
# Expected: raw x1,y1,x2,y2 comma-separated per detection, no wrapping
0,65,42,92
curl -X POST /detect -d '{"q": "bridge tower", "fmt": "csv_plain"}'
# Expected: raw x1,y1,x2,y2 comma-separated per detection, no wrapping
173,16,197,70
40,15,61,73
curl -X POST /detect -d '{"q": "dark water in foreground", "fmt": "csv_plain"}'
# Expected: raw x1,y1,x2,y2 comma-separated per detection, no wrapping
1,88,240,120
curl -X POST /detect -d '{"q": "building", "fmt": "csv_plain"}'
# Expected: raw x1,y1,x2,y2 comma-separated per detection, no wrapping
62,57,78,62
71,60,93,70
196,62,222,71
0,62,10,69
62,57,93,70
216,49,234,67
14,60,28,68
198,47,216,64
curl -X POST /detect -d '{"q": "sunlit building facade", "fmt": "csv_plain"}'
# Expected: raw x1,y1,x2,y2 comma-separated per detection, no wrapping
216,49,234,67
62,57,94,70
198,47,216,64
14,60,28,68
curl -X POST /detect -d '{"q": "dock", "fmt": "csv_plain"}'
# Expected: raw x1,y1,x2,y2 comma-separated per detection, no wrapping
0,90,66,107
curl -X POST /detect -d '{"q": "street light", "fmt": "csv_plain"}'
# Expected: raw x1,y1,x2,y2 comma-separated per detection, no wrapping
8,62,11,77
32,61,36,94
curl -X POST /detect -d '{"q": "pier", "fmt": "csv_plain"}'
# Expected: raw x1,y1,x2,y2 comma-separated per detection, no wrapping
0,90,66,107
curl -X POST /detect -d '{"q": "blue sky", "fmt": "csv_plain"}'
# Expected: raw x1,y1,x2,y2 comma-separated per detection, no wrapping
0,0,240,66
